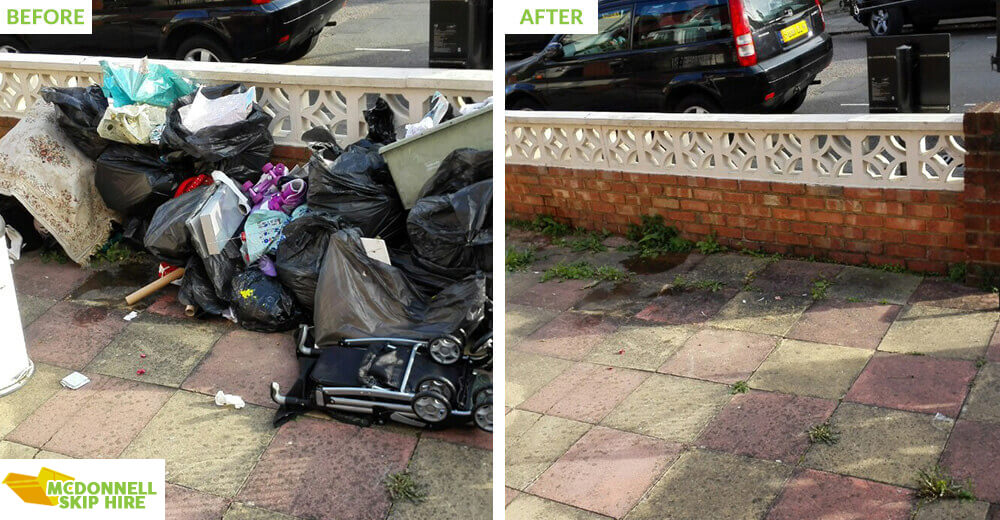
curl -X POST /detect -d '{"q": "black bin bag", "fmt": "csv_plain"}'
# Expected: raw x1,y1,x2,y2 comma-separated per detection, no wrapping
312,228,487,344
95,144,179,217
418,148,492,198
160,83,274,183
39,85,109,159
306,141,406,245
178,256,229,317
363,97,396,144
407,180,492,271
229,267,303,332
143,185,214,266
274,212,346,312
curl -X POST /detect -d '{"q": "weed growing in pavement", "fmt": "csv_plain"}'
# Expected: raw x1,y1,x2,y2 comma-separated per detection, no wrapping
807,423,840,445
542,260,628,283
557,231,609,253
510,215,573,238
696,233,726,255
846,297,862,303
505,248,535,272
39,247,69,264
743,248,783,260
673,275,725,293
949,263,968,283
384,472,426,504
626,215,693,257
915,466,975,502
91,240,144,265
810,279,833,300
879,299,890,305
976,357,987,369
870,262,906,274
730,380,749,394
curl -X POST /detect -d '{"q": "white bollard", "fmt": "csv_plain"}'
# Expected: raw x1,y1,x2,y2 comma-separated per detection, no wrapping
0,215,33,396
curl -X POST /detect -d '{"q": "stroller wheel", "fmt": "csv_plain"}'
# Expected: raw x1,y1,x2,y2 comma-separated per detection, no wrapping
474,386,492,404
473,400,493,433
428,335,462,365
412,391,451,424
416,377,455,402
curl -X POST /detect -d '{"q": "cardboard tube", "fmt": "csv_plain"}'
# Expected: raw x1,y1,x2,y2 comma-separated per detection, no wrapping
185,305,197,317
125,268,185,306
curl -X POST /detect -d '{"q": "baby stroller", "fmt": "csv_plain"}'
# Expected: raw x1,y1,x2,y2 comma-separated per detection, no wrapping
270,304,493,432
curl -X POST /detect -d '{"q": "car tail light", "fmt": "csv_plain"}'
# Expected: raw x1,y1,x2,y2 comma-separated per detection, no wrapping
815,0,826,31
728,0,757,67
251,0,272,4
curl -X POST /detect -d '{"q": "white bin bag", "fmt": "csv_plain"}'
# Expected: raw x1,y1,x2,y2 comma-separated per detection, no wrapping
0,215,32,396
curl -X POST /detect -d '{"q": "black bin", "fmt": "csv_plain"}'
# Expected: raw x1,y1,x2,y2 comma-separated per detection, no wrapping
429,0,492,69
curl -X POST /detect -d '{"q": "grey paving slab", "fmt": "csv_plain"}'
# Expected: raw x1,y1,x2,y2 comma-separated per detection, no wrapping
601,373,731,442
586,324,696,371
16,293,55,328
506,494,612,520
709,292,813,336
748,339,872,399
388,438,490,520
506,304,560,347
827,266,922,305
506,411,591,490
878,305,998,360
962,363,1000,424
506,350,572,409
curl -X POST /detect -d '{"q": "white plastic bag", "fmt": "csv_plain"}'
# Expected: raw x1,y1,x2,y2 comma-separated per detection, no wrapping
179,86,255,133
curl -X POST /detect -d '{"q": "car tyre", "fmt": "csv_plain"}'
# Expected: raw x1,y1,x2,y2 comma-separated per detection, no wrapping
177,35,233,63
868,7,903,36
0,38,27,54
283,34,320,62
674,93,720,114
509,97,543,111
776,89,808,114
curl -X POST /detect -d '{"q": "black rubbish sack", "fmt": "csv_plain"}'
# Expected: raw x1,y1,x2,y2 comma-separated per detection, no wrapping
306,142,406,245
229,267,303,332
203,236,244,302
121,216,148,249
274,212,346,312
178,256,229,317
389,249,475,298
302,126,343,162
95,144,180,217
39,85,109,159
407,180,492,271
0,195,44,252
363,98,396,144
160,84,274,183
312,228,487,344
418,148,492,198
143,185,214,266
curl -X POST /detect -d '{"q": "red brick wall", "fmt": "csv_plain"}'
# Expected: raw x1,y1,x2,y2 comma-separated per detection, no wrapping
963,102,1000,286
506,164,965,274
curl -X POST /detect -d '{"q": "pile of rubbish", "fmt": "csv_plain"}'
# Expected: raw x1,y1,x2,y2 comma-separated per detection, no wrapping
0,60,493,432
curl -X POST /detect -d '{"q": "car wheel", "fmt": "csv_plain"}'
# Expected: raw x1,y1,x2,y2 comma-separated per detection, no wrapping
868,7,903,36
0,38,26,53
776,89,809,114
913,18,938,33
176,35,233,63
674,93,720,114
473,400,493,433
412,390,451,424
283,34,320,62
415,377,455,402
509,97,543,111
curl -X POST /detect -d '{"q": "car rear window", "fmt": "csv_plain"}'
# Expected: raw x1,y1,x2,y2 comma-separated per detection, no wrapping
633,0,731,49
742,0,815,27
560,8,632,58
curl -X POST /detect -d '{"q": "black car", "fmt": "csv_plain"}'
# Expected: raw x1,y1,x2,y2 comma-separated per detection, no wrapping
505,34,555,58
847,0,995,36
505,0,833,113
0,0,346,63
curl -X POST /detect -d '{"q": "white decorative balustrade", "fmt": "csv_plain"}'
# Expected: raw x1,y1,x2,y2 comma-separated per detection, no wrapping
0,54,492,146
506,111,967,191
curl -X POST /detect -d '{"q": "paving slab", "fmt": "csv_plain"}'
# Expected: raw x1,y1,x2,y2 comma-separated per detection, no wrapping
67,261,159,307
506,350,572,409
787,299,901,350
626,449,792,520
748,259,843,295
709,292,813,336
508,278,590,311
520,362,648,423
749,339,872,399
146,286,190,320
911,499,991,520
507,271,541,302
626,252,704,286
506,411,591,490
514,312,618,361
529,426,681,518
635,287,738,325
679,253,772,287
506,494,612,520
0,363,63,437
182,329,299,409
845,353,977,417
962,363,1000,424
16,293,55,327
878,305,998,360
659,328,778,383
586,324,696,371
505,488,519,507
36,449,73,459
940,420,1000,503
803,403,952,487
989,324,1000,363
166,484,231,520
12,253,92,299
238,416,416,520
7,374,173,458
601,373,731,442
698,390,838,462
24,301,128,370
387,438,490,520
423,425,492,451
223,503,299,520
122,390,276,497
827,266,922,305
573,279,660,316
767,469,914,520
0,440,38,458
88,314,226,387
506,304,560,347
909,279,1000,312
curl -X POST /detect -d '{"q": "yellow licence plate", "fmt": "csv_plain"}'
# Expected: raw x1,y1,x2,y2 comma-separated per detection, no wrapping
780,20,809,43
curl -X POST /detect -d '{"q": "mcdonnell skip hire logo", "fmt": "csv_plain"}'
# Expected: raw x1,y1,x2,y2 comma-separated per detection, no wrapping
3,467,158,510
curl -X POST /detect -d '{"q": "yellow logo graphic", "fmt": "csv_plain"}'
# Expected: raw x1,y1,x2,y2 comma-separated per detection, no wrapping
3,467,74,506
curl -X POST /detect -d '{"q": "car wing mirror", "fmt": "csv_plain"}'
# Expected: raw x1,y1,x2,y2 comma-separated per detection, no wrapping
542,42,564,60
